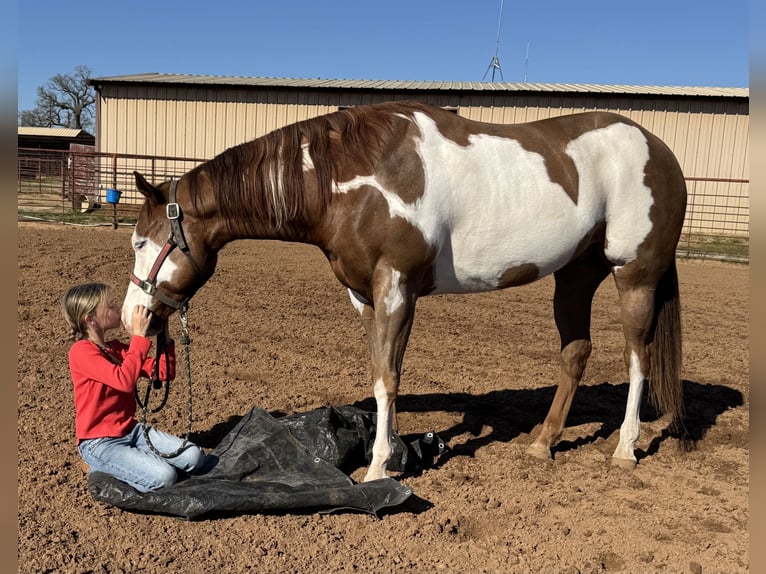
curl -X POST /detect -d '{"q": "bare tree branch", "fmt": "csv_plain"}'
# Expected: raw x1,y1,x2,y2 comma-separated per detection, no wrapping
19,65,96,132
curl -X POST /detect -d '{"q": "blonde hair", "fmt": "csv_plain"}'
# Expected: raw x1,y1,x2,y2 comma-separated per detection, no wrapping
61,283,110,341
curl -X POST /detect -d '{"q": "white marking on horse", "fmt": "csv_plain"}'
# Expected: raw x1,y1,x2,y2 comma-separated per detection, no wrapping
613,350,645,461
383,270,404,314
301,142,314,171
267,144,287,226
565,122,653,265
366,376,393,480
121,229,180,331
334,113,654,290
345,277,403,316
347,288,369,315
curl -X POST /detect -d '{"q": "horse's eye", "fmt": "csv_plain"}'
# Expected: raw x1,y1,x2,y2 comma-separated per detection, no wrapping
134,240,146,250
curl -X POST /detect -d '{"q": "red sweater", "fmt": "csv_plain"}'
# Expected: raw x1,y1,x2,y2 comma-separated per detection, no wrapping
68,337,175,443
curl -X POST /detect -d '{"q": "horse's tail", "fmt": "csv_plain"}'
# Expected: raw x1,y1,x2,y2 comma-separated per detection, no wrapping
648,259,684,431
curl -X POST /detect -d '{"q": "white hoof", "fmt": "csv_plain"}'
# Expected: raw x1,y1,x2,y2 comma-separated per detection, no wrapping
526,443,552,461
362,466,389,482
610,456,637,470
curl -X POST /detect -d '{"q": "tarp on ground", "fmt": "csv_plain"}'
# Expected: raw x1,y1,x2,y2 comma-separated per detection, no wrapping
86,405,446,520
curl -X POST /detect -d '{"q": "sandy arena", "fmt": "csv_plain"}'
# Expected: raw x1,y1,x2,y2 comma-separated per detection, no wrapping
18,222,748,573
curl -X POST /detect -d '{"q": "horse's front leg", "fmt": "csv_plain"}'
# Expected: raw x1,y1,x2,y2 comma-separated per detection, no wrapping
348,271,416,482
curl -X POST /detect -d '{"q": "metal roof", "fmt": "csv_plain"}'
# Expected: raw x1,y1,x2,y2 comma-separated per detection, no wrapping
17,127,86,138
90,73,748,98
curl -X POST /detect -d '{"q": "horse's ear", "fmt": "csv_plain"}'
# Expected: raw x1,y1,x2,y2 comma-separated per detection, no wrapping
134,171,166,205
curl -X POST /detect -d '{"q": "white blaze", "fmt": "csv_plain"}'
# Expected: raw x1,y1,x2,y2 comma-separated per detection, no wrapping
121,229,180,332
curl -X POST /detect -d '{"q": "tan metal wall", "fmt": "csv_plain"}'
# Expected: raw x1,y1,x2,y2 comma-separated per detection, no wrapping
95,85,749,233
97,85,748,178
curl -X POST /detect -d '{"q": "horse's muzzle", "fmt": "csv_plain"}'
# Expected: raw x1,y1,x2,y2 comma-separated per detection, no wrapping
146,312,167,337
122,308,166,338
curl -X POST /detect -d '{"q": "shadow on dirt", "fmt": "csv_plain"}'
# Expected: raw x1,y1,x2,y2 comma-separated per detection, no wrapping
190,414,244,449
189,379,743,474
352,379,744,466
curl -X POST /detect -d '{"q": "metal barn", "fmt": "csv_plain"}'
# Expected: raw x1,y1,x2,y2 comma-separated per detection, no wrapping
89,74,749,241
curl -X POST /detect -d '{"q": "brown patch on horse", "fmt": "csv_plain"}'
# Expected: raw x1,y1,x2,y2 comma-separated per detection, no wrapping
497,263,540,288
374,120,426,205
513,113,631,204
640,130,688,266
577,220,607,255
318,183,436,299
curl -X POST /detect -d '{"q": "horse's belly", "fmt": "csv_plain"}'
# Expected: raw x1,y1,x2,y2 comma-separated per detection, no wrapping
429,229,579,294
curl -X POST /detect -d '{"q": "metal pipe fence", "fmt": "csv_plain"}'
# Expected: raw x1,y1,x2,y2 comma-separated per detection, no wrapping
17,148,749,262
18,148,205,228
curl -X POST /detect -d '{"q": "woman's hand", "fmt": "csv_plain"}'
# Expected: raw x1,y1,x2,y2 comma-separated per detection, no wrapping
131,305,152,338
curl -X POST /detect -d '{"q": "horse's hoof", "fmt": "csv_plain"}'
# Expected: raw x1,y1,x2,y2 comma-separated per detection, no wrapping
610,456,637,470
362,468,389,483
526,443,552,461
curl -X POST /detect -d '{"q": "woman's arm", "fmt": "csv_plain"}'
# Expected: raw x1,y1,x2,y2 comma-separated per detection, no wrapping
69,338,151,393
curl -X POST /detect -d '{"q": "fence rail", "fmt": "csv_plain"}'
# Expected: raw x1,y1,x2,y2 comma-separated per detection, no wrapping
17,148,749,262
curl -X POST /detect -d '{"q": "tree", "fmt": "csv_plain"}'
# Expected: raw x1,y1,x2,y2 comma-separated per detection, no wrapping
18,65,96,133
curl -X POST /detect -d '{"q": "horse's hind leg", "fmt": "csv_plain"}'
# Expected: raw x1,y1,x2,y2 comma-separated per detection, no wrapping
528,249,610,460
610,268,659,468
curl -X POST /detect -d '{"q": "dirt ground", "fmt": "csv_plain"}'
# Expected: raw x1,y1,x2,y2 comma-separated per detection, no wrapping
17,221,749,573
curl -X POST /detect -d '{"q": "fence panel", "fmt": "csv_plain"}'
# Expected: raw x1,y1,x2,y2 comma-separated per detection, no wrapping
677,177,749,262
17,148,749,262
18,148,205,227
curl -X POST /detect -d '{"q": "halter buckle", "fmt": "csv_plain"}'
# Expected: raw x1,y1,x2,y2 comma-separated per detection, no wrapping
166,202,180,220
130,273,156,295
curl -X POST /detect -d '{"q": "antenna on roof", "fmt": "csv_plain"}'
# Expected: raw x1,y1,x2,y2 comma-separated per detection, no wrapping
524,41,530,82
482,0,505,82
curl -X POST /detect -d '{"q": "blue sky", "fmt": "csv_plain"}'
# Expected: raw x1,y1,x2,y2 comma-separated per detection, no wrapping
17,0,749,113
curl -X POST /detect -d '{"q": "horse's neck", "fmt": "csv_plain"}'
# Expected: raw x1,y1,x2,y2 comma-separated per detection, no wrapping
220,212,319,246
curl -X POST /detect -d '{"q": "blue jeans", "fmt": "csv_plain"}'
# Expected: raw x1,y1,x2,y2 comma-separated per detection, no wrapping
78,423,207,493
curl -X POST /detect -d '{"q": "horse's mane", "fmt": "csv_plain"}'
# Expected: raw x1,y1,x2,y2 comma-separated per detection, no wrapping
187,100,435,237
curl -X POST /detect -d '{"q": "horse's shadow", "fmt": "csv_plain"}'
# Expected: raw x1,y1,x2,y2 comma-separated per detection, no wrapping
352,379,743,467
191,379,743,469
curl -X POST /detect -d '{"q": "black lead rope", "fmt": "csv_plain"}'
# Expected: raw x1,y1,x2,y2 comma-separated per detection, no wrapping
136,310,194,459
136,331,171,413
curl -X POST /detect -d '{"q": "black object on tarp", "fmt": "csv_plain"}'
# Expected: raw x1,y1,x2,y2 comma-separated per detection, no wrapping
87,405,446,520
279,405,448,475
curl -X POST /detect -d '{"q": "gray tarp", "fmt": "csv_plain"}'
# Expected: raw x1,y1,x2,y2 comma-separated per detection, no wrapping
87,406,445,520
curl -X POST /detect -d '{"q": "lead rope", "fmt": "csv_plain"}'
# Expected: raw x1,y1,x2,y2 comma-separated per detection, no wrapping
140,307,194,458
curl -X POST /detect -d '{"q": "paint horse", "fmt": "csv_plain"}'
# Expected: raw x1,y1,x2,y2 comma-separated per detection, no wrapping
123,100,686,482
